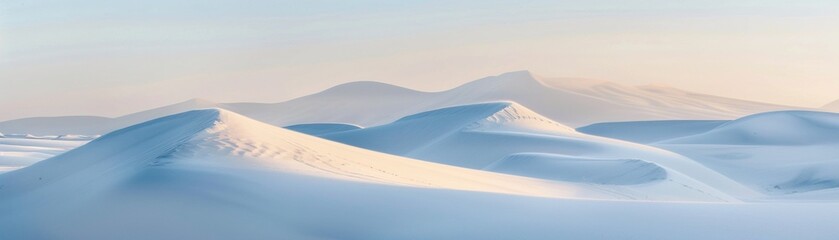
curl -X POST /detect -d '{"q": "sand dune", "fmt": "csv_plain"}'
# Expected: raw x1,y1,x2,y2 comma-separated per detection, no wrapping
319,102,754,199
578,120,729,143
662,111,839,145
654,111,839,196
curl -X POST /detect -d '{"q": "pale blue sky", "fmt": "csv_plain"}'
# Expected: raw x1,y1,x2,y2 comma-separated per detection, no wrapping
1,0,838,120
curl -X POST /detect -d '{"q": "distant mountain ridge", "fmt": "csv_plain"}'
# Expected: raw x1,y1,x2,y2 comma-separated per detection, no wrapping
824,99,839,111
0,71,808,135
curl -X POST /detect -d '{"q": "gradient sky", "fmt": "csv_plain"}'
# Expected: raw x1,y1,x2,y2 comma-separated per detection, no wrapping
1,0,838,121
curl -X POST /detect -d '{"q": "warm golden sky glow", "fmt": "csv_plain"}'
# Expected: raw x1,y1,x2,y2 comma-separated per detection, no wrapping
1,0,837,120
